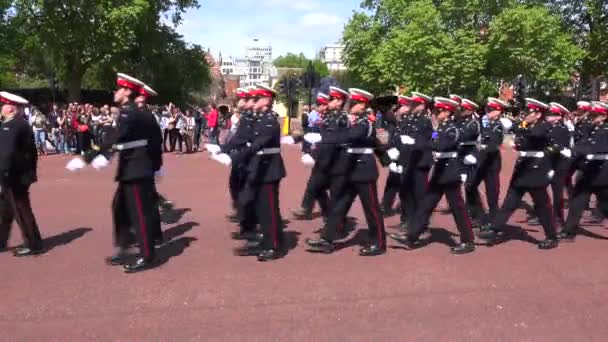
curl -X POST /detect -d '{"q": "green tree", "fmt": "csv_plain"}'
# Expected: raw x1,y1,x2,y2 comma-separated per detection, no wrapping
273,52,329,77
486,5,584,93
13,0,201,101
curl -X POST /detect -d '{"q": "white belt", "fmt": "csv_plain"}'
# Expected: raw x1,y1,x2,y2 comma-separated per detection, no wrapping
114,139,147,150
518,151,544,158
433,152,458,159
587,154,608,161
479,144,488,149
346,148,374,154
460,141,478,146
256,147,281,155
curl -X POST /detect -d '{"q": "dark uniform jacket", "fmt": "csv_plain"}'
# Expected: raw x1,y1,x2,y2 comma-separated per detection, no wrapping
546,122,572,172
478,118,504,171
398,113,434,172
99,102,162,182
222,110,256,153
455,116,480,156
0,116,38,186
320,115,378,183
322,110,351,176
430,120,462,184
232,111,286,185
511,121,553,188
574,123,608,187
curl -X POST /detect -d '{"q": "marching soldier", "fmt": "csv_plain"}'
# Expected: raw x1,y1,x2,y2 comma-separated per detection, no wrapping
83,73,163,272
211,85,286,261
0,91,44,256
397,92,434,230
559,101,608,240
478,98,558,250
455,99,481,223
220,88,254,223
291,93,331,220
572,101,604,224
134,84,169,246
390,97,475,254
381,96,409,215
465,98,508,227
305,88,387,256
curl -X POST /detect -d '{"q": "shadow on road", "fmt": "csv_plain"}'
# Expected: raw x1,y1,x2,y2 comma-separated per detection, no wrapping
164,221,199,241
160,207,191,225
154,236,198,268
43,227,93,252
578,227,608,240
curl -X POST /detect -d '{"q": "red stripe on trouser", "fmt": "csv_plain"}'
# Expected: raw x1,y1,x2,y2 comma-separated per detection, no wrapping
132,184,151,258
266,184,278,249
368,183,384,249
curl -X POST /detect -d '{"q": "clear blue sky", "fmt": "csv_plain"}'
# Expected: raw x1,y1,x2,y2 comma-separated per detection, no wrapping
173,0,362,59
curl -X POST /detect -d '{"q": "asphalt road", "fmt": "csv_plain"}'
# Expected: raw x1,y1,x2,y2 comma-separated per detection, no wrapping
1,147,607,341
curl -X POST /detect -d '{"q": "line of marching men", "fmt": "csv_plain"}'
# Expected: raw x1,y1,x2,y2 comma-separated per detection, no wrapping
209,85,608,260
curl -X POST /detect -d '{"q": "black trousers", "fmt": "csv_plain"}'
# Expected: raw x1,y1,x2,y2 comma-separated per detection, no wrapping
382,171,401,210
0,184,42,250
466,162,500,224
229,167,245,208
163,129,171,151
563,183,608,233
408,182,474,243
194,123,203,148
112,180,159,260
249,182,283,250
300,168,330,215
322,181,386,248
399,167,429,223
493,186,557,239
550,170,570,224
169,128,182,152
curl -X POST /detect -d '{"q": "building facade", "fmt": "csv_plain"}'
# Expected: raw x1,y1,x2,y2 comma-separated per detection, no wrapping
219,38,276,87
318,44,346,71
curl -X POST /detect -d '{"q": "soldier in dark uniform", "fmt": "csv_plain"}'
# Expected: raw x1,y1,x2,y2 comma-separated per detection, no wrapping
134,84,167,246
454,98,481,222
526,102,572,227
211,85,286,261
305,88,387,256
219,88,253,223
381,96,409,215
390,97,475,254
291,93,331,220
478,98,558,250
397,92,434,230
465,98,508,226
571,101,604,224
76,73,163,272
559,101,608,240
0,91,44,257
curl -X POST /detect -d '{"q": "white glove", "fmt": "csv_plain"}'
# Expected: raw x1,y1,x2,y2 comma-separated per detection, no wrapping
387,148,400,161
400,135,415,145
547,170,555,180
565,120,575,132
66,157,86,172
397,165,403,173
586,154,595,160
499,118,513,130
280,136,296,145
303,133,322,144
212,152,232,166
389,162,401,173
91,155,110,170
301,153,315,167
205,143,221,154
460,174,468,183
464,154,477,165
560,148,572,158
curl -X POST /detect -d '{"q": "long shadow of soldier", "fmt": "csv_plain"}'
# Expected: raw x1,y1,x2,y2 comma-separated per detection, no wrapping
150,236,198,270
163,221,199,241
160,206,191,225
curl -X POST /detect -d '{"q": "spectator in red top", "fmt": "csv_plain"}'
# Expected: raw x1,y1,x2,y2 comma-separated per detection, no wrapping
206,103,219,144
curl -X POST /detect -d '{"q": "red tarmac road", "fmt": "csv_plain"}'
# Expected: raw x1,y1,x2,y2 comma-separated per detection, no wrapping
1,147,607,341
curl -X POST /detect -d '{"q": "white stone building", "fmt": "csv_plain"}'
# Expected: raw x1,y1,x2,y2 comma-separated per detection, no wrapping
219,38,276,87
318,44,346,71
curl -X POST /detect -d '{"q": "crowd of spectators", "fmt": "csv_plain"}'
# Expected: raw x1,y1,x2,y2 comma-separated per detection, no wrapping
23,102,238,156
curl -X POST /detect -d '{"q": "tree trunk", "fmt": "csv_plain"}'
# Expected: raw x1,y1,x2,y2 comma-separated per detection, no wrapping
66,73,83,102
